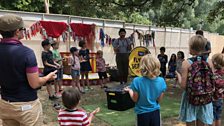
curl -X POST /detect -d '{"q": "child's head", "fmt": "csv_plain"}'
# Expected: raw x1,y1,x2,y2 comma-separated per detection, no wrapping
51,41,59,49
140,54,161,78
70,47,78,55
96,50,103,58
160,47,165,54
177,51,185,60
189,35,207,55
195,30,204,36
41,39,51,50
79,40,86,48
62,88,81,109
170,53,176,61
212,53,224,70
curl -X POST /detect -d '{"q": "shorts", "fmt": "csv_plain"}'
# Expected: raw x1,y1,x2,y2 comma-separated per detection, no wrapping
56,68,63,81
0,99,43,126
80,62,92,72
71,69,80,78
213,99,223,120
98,72,108,79
137,110,160,126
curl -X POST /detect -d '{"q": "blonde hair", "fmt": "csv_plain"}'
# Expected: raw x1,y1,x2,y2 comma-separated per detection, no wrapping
212,53,224,69
189,35,207,54
140,54,161,78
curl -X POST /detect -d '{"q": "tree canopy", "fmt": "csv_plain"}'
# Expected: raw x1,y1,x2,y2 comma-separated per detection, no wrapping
1,0,224,34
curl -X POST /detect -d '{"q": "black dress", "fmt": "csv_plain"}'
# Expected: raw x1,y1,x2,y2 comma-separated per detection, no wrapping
79,49,92,72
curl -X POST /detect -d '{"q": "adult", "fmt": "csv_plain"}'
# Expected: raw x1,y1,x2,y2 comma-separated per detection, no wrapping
113,28,133,84
195,30,211,58
0,14,56,126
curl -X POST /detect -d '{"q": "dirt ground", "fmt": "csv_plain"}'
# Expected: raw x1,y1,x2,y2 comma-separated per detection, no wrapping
0,80,186,126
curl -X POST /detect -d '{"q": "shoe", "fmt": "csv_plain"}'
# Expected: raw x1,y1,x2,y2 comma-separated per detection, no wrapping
49,95,59,100
84,87,89,91
53,103,61,110
80,90,85,94
103,86,108,88
88,87,93,90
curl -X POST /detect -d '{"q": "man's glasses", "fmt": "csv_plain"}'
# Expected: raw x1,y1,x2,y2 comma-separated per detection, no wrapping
19,27,26,31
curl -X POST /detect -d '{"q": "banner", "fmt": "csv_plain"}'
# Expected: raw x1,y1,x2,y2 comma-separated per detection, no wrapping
129,46,149,76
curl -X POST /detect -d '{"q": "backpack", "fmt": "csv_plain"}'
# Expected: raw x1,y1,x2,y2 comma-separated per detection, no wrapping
187,56,215,106
213,69,224,100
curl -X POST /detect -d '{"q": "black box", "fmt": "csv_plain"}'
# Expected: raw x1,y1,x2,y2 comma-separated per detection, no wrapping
107,67,119,82
105,84,135,111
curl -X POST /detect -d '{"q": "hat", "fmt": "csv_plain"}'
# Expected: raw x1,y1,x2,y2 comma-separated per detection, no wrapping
0,14,24,32
41,39,51,47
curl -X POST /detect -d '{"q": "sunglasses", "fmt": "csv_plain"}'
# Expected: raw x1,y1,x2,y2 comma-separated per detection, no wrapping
19,27,26,31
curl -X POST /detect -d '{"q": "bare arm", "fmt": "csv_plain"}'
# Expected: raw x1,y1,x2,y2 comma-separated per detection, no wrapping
124,87,138,102
88,108,100,126
44,61,57,68
157,93,164,103
208,59,215,72
26,70,57,89
53,61,60,67
179,60,190,89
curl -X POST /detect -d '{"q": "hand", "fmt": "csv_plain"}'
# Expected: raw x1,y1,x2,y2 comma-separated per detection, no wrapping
47,70,57,81
91,107,100,115
123,86,131,92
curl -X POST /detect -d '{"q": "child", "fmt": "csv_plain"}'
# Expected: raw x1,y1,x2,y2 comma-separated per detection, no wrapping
166,53,176,78
157,47,168,77
41,39,61,100
96,50,108,88
58,88,100,126
51,41,63,96
69,47,84,93
176,35,215,126
173,51,185,88
212,53,224,126
124,54,167,126
79,40,92,90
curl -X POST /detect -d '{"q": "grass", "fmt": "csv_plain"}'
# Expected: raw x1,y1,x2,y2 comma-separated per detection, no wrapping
83,96,181,126
37,80,184,126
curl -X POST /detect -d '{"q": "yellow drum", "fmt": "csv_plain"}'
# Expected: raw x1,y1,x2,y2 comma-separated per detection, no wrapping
129,46,149,76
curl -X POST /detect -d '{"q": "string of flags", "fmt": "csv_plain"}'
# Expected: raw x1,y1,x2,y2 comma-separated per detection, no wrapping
22,21,155,48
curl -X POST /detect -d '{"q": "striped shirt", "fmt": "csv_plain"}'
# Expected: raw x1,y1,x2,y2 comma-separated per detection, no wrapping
58,109,89,126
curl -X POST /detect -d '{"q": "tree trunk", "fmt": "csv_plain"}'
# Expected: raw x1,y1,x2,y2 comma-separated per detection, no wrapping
44,0,49,14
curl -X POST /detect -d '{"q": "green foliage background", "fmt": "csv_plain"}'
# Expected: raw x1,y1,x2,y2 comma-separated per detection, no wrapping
1,0,224,34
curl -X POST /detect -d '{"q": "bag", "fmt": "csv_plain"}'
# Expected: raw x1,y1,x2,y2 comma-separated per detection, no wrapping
213,69,224,100
187,56,215,106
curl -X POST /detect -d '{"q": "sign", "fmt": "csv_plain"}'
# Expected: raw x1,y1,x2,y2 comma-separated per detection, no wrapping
129,46,149,76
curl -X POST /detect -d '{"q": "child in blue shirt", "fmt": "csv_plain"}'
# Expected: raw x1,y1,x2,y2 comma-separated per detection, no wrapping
124,54,167,126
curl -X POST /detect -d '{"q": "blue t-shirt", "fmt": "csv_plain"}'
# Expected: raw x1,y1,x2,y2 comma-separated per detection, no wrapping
130,76,167,114
0,39,38,102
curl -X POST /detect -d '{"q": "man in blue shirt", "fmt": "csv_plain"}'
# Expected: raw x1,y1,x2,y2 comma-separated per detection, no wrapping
0,14,56,125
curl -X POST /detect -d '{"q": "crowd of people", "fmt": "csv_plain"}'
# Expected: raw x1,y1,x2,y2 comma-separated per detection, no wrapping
0,14,224,126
